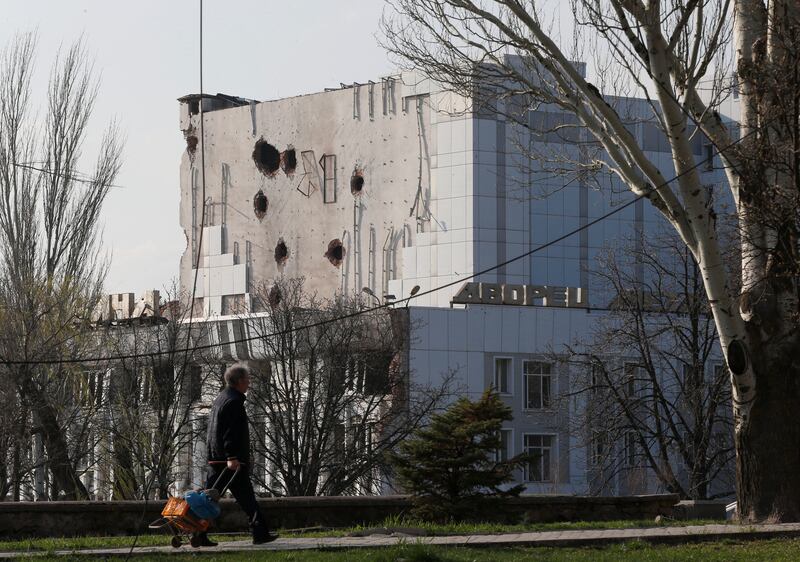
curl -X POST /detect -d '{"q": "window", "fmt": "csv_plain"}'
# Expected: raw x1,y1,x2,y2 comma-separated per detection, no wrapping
140,369,159,404
381,77,396,115
188,365,202,402
494,358,511,394
347,358,365,392
320,153,337,203
221,294,244,315
704,143,714,171
352,83,360,119
80,370,104,407
590,430,608,466
494,429,512,463
523,361,551,409
590,363,602,395
364,353,392,395
524,434,553,482
623,432,637,467
298,150,320,197
690,127,704,155
623,362,637,397
368,81,375,119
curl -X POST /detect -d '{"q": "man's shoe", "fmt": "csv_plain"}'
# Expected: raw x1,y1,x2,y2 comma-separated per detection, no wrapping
252,531,279,545
191,532,218,548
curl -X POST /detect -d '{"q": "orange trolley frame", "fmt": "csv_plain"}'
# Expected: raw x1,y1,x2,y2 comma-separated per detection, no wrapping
148,463,240,548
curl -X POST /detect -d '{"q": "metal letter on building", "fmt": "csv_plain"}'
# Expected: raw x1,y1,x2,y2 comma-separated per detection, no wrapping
452,282,481,304
525,285,547,305
567,287,587,308
544,286,568,307
481,283,502,304
503,284,525,305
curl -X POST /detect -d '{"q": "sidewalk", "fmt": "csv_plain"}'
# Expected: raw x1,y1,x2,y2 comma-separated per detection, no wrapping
4,522,800,558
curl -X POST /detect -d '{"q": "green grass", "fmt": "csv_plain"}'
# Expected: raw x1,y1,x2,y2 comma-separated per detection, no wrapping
0,533,250,553
287,515,723,538
0,517,722,552
14,538,800,561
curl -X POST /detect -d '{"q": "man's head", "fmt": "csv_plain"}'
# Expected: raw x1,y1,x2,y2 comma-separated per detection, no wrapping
224,363,251,394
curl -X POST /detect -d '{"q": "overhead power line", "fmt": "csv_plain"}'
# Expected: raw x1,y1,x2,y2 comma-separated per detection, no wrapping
12,161,126,189
0,105,767,367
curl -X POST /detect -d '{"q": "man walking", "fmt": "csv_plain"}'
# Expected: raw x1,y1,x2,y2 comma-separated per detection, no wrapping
196,363,276,546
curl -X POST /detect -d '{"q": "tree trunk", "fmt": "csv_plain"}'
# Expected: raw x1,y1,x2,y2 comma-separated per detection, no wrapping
11,439,21,501
17,375,88,500
736,338,800,521
112,439,137,500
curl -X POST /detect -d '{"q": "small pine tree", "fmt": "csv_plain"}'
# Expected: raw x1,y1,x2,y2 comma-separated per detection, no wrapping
390,390,529,521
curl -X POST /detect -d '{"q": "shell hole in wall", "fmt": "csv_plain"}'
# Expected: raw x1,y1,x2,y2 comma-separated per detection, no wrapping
268,284,282,308
325,239,345,267
253,190,268,219
350,170,365,195
183,125,198,156
253,139,281,176
186,135,198,156
281,148,297,176
274,239,289,266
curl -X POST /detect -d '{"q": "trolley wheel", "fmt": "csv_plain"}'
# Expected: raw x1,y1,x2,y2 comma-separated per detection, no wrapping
171,536,183,548
190,535,202,548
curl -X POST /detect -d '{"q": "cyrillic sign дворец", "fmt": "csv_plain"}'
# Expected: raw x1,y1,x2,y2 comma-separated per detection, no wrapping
451,282,587,308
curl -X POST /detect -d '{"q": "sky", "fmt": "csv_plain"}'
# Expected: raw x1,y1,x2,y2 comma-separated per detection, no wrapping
0,0,393,294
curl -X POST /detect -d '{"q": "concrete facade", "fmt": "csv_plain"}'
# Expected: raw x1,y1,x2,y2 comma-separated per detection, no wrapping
179,79,425,315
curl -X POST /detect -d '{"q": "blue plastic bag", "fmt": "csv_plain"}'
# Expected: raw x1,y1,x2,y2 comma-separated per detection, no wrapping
184,490,221,520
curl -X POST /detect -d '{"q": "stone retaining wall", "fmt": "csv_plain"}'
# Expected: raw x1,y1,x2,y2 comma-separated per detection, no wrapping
0,494,678,538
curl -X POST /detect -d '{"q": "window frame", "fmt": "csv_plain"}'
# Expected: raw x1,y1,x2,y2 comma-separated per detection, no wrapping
623,431,638,468
188,364,202,403
320,153,337,203
590,429,609,467
589,363,603,396
523,360,553,410
493,356,513,395
523,433,556,482
494,428,513,463
623,362,637,398
703,143,714,171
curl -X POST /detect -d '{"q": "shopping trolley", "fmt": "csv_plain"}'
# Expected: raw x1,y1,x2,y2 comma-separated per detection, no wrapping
148,462,241,548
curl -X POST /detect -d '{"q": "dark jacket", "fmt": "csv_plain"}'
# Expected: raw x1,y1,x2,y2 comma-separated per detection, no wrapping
206,387,250,465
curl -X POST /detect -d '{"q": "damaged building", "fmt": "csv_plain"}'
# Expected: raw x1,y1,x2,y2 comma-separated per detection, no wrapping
171,58,732,497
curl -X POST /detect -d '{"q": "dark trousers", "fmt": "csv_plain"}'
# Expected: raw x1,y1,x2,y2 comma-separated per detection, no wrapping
206,465,268,533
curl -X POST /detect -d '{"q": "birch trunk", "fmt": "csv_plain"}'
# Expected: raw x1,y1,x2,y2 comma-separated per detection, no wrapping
732,0,800,521
735,343,800,520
